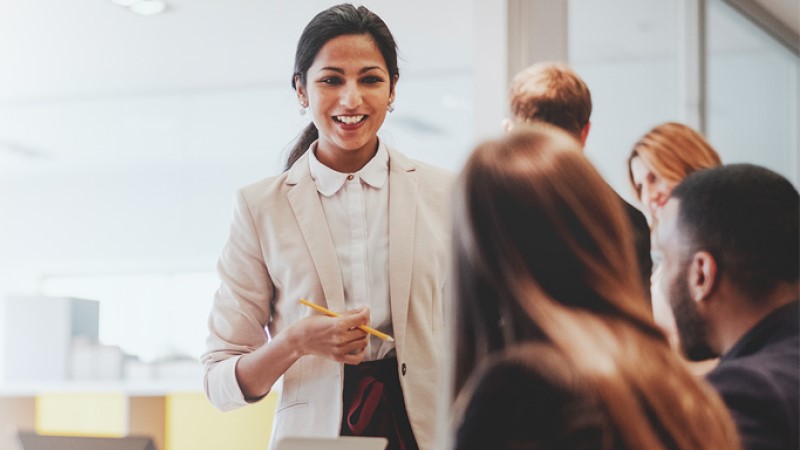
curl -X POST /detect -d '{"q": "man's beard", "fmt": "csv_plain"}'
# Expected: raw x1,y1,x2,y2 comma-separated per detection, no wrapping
670,275,718,361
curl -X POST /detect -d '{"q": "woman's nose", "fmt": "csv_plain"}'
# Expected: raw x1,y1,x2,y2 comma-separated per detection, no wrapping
339,83,362,108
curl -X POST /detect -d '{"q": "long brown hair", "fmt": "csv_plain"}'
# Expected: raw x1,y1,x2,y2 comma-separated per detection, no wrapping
450,124,739,450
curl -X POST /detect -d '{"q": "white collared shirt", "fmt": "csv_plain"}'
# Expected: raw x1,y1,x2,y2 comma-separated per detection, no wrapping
308,141,394,360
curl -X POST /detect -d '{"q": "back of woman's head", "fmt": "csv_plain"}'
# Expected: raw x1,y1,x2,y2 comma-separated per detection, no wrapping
285,3,399,170
627,122,721,199
451,124,653,392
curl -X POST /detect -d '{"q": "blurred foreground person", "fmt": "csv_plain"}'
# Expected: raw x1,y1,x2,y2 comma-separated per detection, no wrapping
448,124,740,450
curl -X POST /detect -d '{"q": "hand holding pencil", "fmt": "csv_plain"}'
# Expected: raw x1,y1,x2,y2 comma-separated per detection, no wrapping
299,298,395,342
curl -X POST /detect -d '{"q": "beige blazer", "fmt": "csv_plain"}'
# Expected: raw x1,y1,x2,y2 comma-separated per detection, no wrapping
202,144,455,450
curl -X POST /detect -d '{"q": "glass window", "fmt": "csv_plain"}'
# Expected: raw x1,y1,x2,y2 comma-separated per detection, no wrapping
707,0,799,186
569,0,681,201
41,271,217,365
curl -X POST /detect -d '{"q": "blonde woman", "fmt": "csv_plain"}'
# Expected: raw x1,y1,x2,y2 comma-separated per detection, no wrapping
628,122,721,224
627,122,721,363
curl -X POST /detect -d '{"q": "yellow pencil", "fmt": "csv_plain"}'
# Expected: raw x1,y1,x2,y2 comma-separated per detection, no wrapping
298,298,395,342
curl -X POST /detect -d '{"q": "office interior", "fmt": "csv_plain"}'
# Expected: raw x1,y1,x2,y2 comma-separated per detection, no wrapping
0,0,797,449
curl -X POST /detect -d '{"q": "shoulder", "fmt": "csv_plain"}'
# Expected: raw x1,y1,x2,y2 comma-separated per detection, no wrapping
236,172,293,207
707,353,799,448
455,354,543,449
386,145,454,175
220,173,296,227
414,159,456,195
387,146,456,192
454,344,586,450
708,336,799,399
710,327,798,384
707,358,785,399
619,196,649,230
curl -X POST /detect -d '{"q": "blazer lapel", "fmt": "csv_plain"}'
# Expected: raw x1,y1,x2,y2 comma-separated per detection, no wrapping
286,154,346,312
387,148,418,345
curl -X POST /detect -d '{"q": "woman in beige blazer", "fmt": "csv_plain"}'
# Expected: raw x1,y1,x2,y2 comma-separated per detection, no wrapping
201,5,453,450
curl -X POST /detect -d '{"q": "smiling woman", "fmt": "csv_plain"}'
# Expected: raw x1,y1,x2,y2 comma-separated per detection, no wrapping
285,4,401,173
200,4,455,450
296,33,396,173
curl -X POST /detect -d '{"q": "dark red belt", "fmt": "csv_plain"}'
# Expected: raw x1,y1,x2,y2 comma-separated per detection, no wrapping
341,358,419,450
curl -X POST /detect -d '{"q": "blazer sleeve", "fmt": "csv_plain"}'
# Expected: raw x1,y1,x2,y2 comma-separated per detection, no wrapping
201,189,274,411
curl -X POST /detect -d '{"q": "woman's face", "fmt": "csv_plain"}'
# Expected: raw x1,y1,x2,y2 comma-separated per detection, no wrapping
297,33,394,173
630,155,675,222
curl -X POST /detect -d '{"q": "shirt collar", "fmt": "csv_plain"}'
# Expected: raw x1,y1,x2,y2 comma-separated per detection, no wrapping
308,140,389,197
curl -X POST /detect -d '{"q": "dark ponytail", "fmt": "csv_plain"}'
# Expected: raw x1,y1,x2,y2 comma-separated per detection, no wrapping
285,123,319,171
283,3,399,171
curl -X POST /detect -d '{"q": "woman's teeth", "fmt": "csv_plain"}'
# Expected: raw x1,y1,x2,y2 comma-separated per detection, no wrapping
334,115,365,124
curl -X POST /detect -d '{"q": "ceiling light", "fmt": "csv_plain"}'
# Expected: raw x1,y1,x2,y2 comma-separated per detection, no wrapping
107,0,168,15
129,0,167,15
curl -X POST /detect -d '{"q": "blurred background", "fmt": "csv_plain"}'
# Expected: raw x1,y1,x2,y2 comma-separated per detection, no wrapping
0,0,797,449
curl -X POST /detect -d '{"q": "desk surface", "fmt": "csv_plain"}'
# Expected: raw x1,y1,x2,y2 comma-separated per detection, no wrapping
0,380,203,397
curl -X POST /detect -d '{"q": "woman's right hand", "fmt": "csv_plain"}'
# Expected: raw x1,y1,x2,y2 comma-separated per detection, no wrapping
288,307,370,365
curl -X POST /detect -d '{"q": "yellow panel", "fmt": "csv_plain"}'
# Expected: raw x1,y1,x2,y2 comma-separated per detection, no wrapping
166,392,277,450
35,392,127,437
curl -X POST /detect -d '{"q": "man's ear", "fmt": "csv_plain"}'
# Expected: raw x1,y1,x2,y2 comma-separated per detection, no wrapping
688,251,718,303
579,121,591,147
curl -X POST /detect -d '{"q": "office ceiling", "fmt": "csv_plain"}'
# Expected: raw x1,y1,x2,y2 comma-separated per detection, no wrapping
0,0,795,175
0,0,476,175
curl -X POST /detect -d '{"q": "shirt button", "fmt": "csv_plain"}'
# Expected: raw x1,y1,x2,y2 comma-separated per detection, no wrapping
401,363,407,376
347,174,354,181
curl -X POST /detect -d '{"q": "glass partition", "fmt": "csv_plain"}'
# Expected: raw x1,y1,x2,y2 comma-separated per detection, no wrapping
707,0,799,186
569,0,681,202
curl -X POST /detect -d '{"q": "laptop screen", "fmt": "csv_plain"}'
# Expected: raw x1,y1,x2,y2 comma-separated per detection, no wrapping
275,436,388,450
17,431,156,450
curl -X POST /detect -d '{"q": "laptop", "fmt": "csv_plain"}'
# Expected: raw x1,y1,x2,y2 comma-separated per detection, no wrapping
16,431,156,450
275,436,388,450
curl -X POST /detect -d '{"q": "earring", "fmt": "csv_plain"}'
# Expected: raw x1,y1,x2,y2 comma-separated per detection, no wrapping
387,103,394,113
298,96,308,115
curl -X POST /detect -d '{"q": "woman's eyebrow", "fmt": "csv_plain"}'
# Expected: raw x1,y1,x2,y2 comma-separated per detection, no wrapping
317,66,386,74
359,66,386,74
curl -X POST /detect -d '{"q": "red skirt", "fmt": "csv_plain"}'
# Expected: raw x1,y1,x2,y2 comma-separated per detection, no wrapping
341,358,419,450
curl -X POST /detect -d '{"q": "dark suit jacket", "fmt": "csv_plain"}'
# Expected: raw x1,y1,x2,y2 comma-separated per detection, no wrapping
619,196,652,302
706,301,800,450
